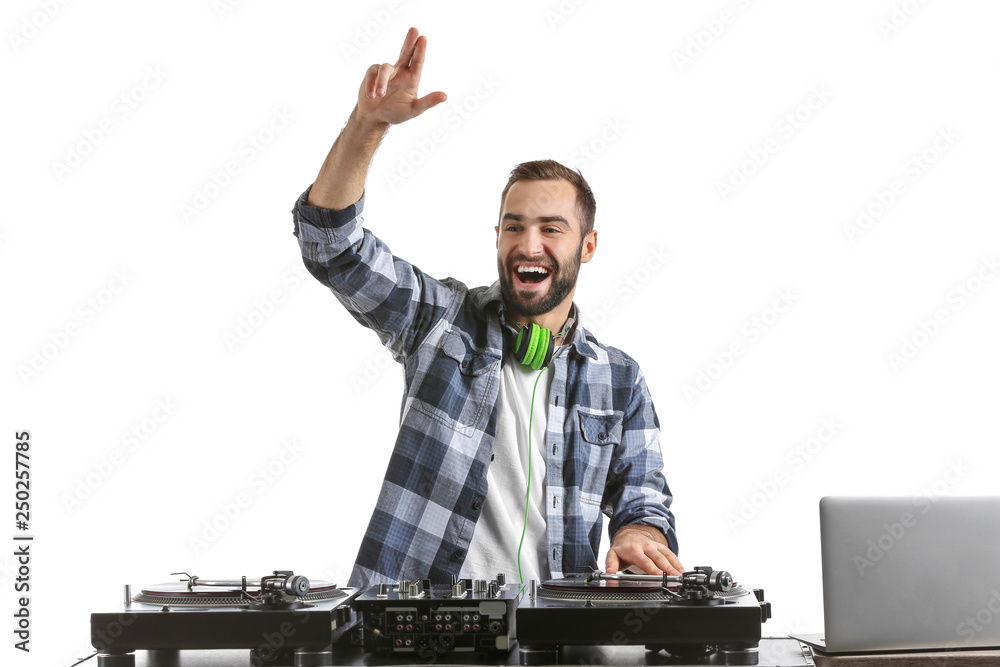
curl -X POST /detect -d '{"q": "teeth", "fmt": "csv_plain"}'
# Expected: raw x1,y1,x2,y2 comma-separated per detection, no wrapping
517,266,550,274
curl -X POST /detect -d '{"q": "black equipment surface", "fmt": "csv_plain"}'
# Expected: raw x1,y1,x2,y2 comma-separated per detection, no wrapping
352,574,520,658
84,567,775,667
89,571,360,667
72,638,816,667
516,567,771,666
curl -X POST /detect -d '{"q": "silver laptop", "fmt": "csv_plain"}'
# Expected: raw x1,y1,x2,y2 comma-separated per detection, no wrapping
791,496,1000,653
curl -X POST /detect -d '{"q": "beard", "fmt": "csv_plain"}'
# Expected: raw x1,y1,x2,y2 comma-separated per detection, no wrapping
497,239,584,318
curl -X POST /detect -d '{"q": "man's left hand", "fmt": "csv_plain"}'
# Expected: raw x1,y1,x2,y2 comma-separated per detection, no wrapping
605,523,684,575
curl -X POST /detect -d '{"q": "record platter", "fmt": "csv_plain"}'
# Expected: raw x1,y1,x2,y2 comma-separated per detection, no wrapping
516,566,771,665
89,570,360,667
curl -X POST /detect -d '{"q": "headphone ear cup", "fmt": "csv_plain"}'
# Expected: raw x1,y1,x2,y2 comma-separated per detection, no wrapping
513,327,529,365
540,335,553,368
512,323,555,370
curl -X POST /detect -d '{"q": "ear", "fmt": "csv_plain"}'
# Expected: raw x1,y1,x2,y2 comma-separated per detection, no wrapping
580,230,598,264
494,224,500,249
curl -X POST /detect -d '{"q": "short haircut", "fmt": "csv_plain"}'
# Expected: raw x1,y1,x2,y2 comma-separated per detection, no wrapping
499,159,596,237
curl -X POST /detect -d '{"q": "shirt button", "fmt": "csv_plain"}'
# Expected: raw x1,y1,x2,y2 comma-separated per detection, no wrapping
473,501,482,510
460,360,469,370
453,549,465,560
598,432,607,440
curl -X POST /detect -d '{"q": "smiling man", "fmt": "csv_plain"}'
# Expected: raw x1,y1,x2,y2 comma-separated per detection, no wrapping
292,27,680,589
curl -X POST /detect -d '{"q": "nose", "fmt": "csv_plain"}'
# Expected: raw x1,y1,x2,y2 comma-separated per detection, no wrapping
522,226,546,257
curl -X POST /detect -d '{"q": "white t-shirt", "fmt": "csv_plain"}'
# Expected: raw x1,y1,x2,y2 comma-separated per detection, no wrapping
459,355,554,586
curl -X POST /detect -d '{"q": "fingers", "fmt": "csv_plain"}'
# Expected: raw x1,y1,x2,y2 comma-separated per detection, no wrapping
373,63,394,98
411,91,447,117
643,544,682,576
655,544,684,576
362,64,378,100
393,27,419,69
408,34,429,79
606,543,657,575
630,550,661,576
606,541,684,576
605,550,620,574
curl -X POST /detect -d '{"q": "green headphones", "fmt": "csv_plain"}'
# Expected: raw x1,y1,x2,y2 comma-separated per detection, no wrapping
510,315,575,370
513,323,553,370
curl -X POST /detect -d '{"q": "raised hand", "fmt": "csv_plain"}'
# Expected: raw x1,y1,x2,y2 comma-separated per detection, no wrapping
357,27,447,126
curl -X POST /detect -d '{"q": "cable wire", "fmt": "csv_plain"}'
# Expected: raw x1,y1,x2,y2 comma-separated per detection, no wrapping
517,366,547,585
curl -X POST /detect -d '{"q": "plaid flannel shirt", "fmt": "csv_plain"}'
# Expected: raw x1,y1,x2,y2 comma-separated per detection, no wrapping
292,185,677,589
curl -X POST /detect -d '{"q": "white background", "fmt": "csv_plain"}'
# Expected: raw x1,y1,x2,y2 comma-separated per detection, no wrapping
3,0,1000,664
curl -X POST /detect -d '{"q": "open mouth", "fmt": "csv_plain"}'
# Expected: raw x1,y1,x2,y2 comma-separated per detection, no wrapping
514,264,552,286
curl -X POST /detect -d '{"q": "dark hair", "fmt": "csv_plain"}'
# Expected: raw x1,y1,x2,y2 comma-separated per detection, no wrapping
499,159,596,237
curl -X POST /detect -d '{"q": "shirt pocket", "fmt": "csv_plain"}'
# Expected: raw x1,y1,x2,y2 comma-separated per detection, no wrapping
576,411,624,518
410,328,499,436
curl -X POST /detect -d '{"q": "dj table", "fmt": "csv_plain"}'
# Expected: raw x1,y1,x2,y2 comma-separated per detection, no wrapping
103,638,815,667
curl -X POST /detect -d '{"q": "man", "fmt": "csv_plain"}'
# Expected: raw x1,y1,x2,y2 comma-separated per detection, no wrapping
292,27,680,589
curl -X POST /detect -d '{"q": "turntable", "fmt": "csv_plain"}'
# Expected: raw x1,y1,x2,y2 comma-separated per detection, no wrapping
89,570,360,667
516,566,771,665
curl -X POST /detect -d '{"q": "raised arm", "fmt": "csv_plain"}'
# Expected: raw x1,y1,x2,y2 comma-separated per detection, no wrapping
293,27,456,362
307,27,447,210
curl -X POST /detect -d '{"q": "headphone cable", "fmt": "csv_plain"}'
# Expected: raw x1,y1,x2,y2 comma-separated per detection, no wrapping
517,366,547,586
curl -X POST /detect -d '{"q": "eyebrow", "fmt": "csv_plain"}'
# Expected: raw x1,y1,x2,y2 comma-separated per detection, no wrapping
502,213,570,225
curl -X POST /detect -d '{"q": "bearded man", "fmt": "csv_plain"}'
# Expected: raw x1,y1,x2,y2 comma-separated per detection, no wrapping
292,27,680,589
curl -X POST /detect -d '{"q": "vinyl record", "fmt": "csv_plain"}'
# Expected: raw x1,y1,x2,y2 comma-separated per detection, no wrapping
539,575,664,594
133,577,346,606
140,579,339,598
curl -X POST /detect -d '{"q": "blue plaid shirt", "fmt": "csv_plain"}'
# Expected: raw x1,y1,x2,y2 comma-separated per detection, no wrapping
292,185,678,589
